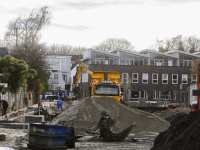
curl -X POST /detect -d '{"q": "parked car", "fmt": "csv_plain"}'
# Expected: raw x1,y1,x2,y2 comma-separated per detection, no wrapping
68,93,76,100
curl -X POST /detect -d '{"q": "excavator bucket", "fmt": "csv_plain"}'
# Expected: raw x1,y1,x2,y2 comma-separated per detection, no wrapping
86,111,116,134
100,122,136,142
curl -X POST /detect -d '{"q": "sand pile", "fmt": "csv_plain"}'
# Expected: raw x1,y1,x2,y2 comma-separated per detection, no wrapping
158,107,190,121
53,97,170,133
151,110,200,150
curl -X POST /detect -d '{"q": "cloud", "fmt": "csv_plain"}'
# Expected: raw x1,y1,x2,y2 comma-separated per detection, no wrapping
7,7,33,14
57,0,148,10
57,0,200,10
51,23,91,31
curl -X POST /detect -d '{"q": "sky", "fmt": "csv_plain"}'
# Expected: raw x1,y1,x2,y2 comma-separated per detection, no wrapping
1,0,200,50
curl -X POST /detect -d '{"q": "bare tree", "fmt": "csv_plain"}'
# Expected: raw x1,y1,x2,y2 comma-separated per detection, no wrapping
151,35,200,53
3,7,51,101
94,38,135,52
46,44,87,55
4,7,51,50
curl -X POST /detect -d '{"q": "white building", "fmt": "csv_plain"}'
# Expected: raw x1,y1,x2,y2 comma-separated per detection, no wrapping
46,55,72,93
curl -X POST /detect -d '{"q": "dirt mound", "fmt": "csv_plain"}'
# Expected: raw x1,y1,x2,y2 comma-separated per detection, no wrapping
159,107,190,120
53,97,169,133
151,110,200,150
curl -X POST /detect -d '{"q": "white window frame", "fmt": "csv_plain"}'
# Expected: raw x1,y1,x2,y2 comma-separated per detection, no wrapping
125,59,129,65
183,60,192,67
191,74,197,83
162,74,168,84
153,91,159,100
182,74,188,84
172,74,178,84
140,90,147,98
95,58,105,64
139,59,144,65
152,73,158,84
132,73,138,83
54,74,59,83
109,58,114,65
154,59,164,66
142,73,148,84
122,73,128,83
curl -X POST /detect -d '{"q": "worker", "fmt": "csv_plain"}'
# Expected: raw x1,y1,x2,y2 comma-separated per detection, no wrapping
29,92,32,100
64,90,68,101
58,90,63,100
57,99,63,111
0,100,9,115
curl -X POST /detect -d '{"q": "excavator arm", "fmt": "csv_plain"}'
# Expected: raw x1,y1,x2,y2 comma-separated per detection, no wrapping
72,63,94,87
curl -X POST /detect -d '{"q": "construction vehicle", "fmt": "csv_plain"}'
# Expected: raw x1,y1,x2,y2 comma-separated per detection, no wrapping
72,63,123,102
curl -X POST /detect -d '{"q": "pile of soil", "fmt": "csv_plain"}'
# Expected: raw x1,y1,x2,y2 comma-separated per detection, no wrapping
158,107,189,119
151,110,200,150
53,97,170,134
158,107,190,122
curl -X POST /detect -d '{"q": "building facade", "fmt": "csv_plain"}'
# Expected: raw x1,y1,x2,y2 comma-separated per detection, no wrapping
46,55,71,93
76,48,200,105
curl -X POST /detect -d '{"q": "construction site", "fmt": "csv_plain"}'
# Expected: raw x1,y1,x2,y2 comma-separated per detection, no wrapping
1,59,200,150
0,96,196,150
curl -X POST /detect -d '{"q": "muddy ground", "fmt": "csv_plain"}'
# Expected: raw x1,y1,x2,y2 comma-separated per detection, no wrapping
0,98,190,150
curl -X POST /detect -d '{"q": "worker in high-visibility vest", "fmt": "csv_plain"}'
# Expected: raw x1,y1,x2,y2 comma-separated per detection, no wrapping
29,92,32,100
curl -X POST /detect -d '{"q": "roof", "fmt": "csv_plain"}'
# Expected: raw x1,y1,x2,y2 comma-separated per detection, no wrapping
89,48,120,57
140,49,179,58
112,49,150,58
166,50,200,58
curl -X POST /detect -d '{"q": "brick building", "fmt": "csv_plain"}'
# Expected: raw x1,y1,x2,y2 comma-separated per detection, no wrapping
75,48,200,105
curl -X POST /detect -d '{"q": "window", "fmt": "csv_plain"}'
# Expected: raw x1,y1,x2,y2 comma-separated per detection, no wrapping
142,73,148,83
172,74,178,84
162,74,168,84
141,91,147,98
61,58,66,70
82,73,88,82
183,60,192,67
63,75,67,82
52,58,60,70
154,59,164,66
54,74,58,83
131,91,139,98
152,73,158,84
125,59,129,65
109,58,114,65
122,73,128,83
182,74,188,84
191,74,197,83
153,91,159,100
139,59,144,65
132,73,138,83
95,58,104,64
168,60,173,66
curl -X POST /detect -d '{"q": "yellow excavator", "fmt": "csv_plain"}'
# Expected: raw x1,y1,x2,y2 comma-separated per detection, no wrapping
72,63,123,102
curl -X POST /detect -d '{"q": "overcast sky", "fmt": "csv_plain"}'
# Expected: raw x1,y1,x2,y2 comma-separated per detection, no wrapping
1,0,200,50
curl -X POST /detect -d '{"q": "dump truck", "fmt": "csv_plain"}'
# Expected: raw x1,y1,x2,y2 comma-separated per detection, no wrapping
72,63,123,102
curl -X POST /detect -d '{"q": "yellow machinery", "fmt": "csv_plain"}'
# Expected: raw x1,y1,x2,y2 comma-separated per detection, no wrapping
72,63,123,102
